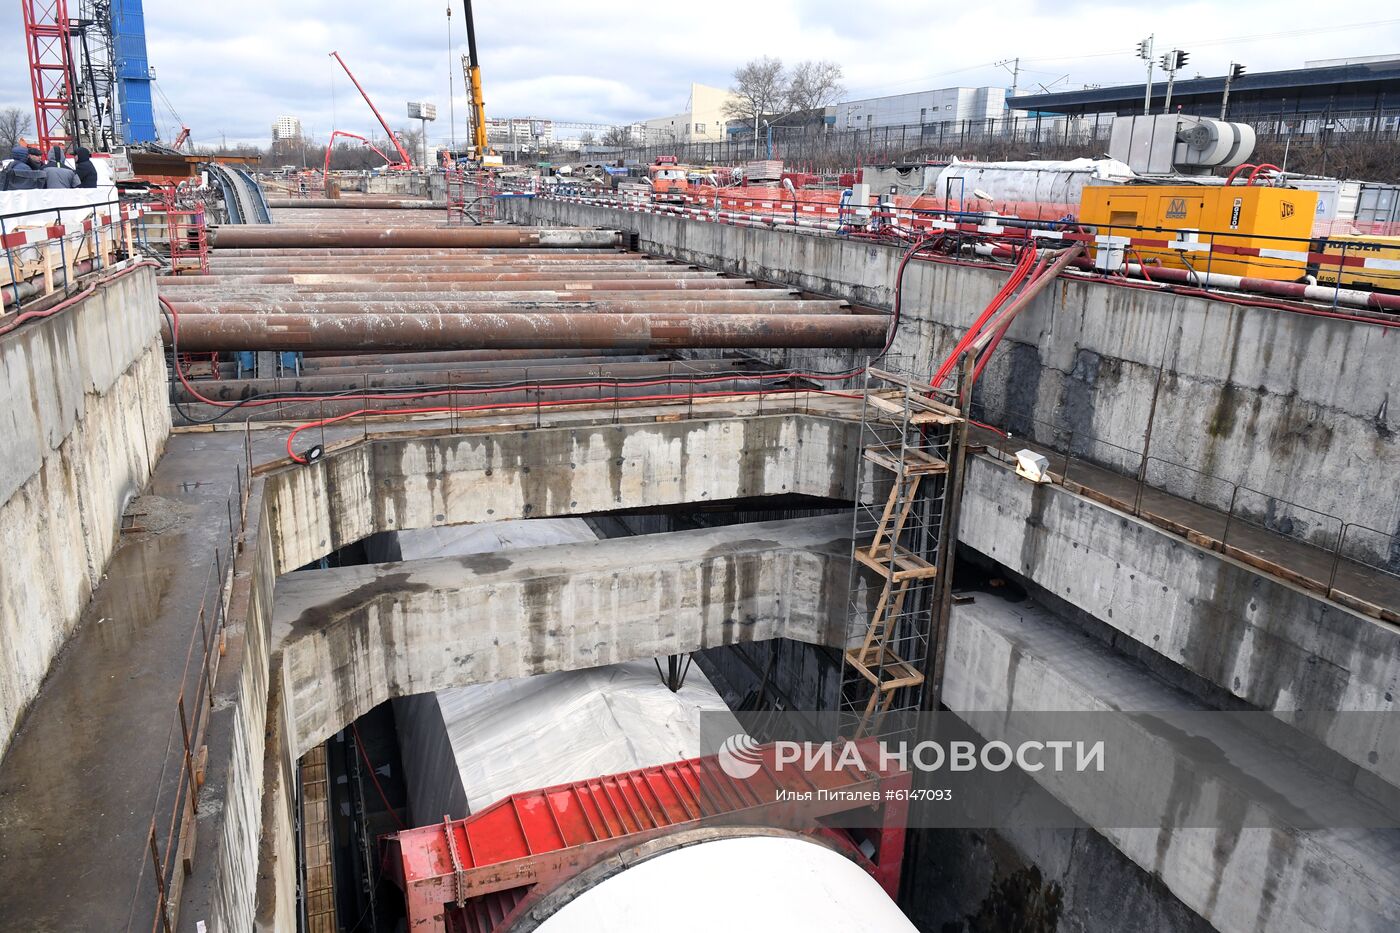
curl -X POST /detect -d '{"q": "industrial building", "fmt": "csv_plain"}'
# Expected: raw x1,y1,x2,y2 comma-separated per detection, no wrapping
1010,55,1400,123
2,3,1400,932
833,85,1008,130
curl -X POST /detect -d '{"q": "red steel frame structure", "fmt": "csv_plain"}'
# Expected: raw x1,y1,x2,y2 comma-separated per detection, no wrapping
382,740,910,932
328,51,414,168
22,0,76,154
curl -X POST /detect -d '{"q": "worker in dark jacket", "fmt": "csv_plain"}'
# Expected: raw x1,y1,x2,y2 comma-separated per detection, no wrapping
0,144,45,190
43,145,79,189
72,147,98,188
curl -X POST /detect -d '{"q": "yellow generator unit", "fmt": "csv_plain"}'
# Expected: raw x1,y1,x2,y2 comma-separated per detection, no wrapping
1313,234,1400,292
1079,183,1319,281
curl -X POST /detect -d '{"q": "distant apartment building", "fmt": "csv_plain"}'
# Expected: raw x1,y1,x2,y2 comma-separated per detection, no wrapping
486,117,555,149
641,83,737,145
271,115,302,141
834,87,1007,130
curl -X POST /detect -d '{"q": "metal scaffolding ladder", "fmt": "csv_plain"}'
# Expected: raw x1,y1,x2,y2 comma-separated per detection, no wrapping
446,168,496,225
841,366,965,737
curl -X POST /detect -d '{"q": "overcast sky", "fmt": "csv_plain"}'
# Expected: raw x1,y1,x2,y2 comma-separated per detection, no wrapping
0,1,1398,148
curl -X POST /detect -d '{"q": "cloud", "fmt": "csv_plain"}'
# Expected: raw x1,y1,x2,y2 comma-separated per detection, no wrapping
0,0,1396,148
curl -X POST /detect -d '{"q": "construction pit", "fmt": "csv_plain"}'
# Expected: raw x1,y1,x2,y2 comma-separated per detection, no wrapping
0,187,1398,933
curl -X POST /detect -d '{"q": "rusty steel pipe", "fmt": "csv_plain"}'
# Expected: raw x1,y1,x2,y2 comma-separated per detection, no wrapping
293,350,645,369
158,273,728,287
207,226,621,250
164,269,717,282
163,299,849,315
206,257,669,267
208,248,628,257
265,198,447,209
162,312,886,351
202,262,675,274
158,289,802,304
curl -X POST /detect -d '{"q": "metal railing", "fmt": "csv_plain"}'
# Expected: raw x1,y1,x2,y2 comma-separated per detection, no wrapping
598,106,1400,170
970,399,1400,606
1,196,138,309
127,445,251,933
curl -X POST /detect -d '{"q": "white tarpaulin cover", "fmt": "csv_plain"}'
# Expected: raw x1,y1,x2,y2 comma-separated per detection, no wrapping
935,157,1135,206
437,660,737,813
0,157,119,232
536,836,918,932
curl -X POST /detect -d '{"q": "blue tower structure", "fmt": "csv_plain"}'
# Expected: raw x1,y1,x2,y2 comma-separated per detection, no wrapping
112,0,158,143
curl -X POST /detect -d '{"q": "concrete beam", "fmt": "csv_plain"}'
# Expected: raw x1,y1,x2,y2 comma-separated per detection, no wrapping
264,413,860,577
957,454,1400,786
272,516,859,756
943,596,1400,933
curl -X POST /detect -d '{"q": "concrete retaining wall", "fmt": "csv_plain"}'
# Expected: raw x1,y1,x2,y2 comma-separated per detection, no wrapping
958,453,1400,785
194,411,864,933
0,265,169,753
501,197,1399,567
943,596,1400,933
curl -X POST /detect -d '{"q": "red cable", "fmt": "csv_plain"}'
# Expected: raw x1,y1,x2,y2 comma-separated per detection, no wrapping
931,245,1037,388
931,246,1038,388
970,254,1055,387
349,722,405,830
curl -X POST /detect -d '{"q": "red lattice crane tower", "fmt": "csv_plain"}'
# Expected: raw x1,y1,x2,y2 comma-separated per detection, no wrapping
21,0,76,154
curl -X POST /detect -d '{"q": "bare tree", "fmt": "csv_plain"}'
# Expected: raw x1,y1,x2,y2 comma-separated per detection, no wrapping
786,61,844,113
601,125,632,148
578,131,596,148
725,56,787,133
395,126,425,163
0,107,34,150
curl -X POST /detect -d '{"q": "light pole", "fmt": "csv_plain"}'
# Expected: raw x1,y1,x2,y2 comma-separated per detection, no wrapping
1160,49,1190,114
1221,63,1245,120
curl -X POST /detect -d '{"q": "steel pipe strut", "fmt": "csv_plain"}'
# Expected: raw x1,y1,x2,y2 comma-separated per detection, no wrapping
207,226,621,249
265,198,447,209
154,287,812,301
162,312,886,351
161,299,848,315
156,274,756,288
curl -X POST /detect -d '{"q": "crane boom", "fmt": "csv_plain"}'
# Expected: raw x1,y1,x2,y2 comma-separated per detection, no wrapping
461,0,488,157
328,50,414,168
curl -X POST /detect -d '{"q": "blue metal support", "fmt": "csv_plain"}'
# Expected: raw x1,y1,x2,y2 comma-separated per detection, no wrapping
112,0,158,143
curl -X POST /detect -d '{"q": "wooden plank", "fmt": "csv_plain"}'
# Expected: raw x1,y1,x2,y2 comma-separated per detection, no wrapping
855,545,939,581
864,447,948,476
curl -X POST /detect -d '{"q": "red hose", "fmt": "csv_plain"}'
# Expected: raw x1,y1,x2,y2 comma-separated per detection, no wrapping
1247,163,1281,186
1223,164,1257,187
931,245,1037,388
970,253,1056,385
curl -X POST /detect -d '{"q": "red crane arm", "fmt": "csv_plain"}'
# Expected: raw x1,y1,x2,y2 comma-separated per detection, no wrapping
324,130,394,176
328,51,414,167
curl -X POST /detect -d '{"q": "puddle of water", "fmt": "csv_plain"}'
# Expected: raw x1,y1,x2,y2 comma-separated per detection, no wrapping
84,530,185,650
